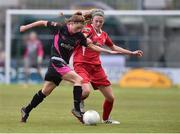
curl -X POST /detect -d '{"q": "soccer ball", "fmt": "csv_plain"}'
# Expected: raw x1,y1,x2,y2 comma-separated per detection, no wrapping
83,110,100,125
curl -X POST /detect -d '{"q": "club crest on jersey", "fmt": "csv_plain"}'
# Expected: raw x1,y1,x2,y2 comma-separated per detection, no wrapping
60,43,74,50
83,28,91,32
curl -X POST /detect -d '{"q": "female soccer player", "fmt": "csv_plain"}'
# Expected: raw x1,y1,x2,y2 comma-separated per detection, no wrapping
20,12,117,123
73,9,143,124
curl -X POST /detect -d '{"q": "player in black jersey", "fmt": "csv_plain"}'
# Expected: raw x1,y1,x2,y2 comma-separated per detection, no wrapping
19,12,117,124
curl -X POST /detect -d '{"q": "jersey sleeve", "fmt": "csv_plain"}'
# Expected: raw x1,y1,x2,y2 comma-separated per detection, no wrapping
105,34,114,47
79,33,87,47
47,21,61,34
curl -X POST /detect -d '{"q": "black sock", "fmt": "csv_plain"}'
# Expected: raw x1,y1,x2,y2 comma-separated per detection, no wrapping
25,90,46,113
73,86,82,112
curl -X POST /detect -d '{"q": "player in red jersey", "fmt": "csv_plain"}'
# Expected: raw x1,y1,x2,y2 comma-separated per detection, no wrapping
73,9,143,124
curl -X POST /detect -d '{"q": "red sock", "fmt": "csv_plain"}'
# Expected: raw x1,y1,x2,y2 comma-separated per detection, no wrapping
103,99,113,121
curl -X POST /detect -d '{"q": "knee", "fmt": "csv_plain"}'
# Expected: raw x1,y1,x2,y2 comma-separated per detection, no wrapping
42,89,51,96
83,88,91,96
73,76,83,85
106,95,115,103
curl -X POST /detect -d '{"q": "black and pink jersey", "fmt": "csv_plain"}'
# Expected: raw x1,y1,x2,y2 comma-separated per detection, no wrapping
47,21,87,64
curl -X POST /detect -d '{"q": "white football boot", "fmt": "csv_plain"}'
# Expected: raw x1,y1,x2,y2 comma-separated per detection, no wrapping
102,117,120,125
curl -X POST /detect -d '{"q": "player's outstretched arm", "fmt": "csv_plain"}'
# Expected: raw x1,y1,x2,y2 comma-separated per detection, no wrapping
110,44,143,57
20,20,48,32
88,43,118,54
85,37,117,54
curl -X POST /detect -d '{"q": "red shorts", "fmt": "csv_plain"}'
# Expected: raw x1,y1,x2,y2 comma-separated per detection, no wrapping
74,63,111,90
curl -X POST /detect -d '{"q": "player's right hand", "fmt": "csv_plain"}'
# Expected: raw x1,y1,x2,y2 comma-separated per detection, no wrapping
20,26,26,32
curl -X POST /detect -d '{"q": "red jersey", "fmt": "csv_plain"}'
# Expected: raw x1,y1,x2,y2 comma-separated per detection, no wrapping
73,24,113,65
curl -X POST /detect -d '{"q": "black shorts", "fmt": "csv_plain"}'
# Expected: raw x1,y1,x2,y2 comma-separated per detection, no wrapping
44,58,71,86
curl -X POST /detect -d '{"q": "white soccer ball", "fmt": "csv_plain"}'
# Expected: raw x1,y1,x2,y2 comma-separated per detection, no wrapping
83,110,100,125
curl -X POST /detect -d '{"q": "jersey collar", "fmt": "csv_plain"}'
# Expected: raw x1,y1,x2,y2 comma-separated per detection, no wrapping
91,24,102,37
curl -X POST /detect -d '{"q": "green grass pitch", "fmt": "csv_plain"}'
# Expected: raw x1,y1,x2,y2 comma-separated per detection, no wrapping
0,83,180,133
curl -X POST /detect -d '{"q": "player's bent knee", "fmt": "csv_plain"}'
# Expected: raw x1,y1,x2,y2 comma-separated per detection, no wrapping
83,90,90,96
73,76,83,85
106,96,115,102
78,76,83,83
42,88,52,96
84,87,91,94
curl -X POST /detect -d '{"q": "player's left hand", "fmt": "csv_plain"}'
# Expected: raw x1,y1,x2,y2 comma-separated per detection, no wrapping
132,50,143,57
20,26,26,32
